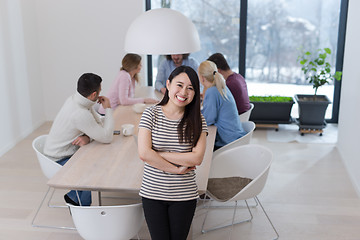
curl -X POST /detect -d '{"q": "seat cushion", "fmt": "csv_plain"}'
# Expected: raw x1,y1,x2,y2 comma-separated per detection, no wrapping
207,176,252,201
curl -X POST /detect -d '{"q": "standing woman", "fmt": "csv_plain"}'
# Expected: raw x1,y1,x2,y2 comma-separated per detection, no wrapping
98,54,157,114
138,66,207,240
198,60,246,150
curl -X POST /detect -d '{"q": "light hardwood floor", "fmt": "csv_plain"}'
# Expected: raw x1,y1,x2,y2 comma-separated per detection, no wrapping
1,122,360,240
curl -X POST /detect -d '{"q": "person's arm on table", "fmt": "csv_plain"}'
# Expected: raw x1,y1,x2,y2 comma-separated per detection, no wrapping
72,135,90,147
138,128,194,174
76,96,114,143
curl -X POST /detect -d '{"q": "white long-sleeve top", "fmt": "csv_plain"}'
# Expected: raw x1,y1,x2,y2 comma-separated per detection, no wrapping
44,91,114,160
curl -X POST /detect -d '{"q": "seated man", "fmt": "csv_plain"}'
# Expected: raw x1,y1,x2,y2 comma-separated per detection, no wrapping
44,73,114,206
208,53,250,115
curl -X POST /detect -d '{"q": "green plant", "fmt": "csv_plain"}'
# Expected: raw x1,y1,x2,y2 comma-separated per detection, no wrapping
298,47,342,96
249,96,293,102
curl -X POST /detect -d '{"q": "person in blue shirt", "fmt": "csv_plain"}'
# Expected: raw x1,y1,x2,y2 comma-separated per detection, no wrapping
155,54,199,94
198,60,246,150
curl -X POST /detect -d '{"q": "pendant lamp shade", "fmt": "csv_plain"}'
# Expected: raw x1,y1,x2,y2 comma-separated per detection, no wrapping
124,8,201,55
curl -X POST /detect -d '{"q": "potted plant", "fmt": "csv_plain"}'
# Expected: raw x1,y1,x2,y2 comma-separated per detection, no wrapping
249,96,294,124
296,47,342,127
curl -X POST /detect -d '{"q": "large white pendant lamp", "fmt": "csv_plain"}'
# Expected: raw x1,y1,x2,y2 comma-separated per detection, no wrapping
124,8,201,55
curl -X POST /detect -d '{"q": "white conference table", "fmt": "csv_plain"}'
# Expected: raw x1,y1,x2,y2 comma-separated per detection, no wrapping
48,86,216,196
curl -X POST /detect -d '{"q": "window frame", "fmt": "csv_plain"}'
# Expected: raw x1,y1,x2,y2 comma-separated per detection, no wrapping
145,0,348,123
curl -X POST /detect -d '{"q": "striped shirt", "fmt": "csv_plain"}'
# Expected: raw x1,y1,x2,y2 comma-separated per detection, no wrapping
139,105,208,201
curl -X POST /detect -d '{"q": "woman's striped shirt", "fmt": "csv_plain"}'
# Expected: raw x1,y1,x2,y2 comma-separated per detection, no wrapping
138,105,208,201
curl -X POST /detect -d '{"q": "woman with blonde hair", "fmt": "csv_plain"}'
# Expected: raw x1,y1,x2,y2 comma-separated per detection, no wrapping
98,54,157,114
198,60,246,150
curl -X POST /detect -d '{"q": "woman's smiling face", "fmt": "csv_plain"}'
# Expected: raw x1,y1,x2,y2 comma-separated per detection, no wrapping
166,72,195,108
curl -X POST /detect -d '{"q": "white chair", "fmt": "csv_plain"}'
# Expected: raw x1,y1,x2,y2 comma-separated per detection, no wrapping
213,121,256,158
239,103,254,122
201,144,279,240
31,135,75,230
67,203,145,240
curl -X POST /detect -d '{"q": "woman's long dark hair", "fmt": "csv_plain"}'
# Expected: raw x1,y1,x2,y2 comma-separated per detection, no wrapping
158,66,202,147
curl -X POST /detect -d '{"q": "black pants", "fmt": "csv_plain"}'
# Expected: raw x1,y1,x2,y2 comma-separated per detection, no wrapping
142,197,197,240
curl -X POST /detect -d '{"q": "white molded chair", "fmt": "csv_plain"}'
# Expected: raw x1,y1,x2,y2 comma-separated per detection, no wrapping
31,135,75,230
213,121,256,158
239,103,254,122
202,144,279,240
67,203,145,240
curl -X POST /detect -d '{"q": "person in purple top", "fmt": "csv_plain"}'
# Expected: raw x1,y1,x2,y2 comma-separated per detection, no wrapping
208,53,250,114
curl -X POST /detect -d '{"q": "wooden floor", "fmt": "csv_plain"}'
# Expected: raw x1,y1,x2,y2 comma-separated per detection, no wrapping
1,122,360,240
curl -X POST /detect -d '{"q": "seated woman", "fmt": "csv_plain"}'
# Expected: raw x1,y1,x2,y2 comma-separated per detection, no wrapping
198,60,247,151
98,54,157,114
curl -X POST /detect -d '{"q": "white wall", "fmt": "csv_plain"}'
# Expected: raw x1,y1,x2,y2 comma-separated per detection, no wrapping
0,0,144,156
0,0,44,156
337,0,360,196
35,0,146,120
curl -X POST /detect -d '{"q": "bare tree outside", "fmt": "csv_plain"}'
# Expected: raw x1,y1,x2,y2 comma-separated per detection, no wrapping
246,0,340,85
151,0,341,89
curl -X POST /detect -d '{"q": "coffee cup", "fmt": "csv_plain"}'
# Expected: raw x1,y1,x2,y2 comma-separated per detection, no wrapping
132,103,146,114
121,124,135,136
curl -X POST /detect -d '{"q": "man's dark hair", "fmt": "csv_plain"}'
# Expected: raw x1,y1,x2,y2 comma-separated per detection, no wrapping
165,54,190,61
77,73,102,98
207,53,231,71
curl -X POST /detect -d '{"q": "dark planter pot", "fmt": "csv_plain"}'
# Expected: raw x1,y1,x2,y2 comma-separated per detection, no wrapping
249,100,294,124
294,94,330,127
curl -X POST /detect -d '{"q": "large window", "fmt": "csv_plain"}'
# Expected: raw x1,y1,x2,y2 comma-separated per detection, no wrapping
149,0,240,84
147,0,345,122
246,0,342,120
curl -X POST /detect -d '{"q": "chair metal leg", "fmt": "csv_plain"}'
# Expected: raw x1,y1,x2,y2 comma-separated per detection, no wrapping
47,188,67,208
196,192,211,212
202,197,278,239
200,195,212,233
228,200,238,240
244,199,254,221
98,191,102,206
31,186,75,230
201,198,253,234
76,190,82,206
203,198,258,209
255,196,279,240
253,197,259,207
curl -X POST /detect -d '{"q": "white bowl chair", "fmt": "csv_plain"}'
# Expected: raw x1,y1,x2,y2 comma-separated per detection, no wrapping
239,103,254,122
202,144,279,240
68,203,145,240
31,135,75,230
213,121,256,158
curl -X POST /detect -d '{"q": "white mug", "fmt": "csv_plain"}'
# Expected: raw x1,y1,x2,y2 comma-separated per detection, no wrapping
132,103,146,114
121,124,135,136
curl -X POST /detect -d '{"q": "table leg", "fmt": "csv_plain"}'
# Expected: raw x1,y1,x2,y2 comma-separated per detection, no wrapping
98,191,102,206
76,191,82,206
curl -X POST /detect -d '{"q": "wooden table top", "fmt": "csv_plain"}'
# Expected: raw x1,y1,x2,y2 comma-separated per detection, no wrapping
47,86,216,194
